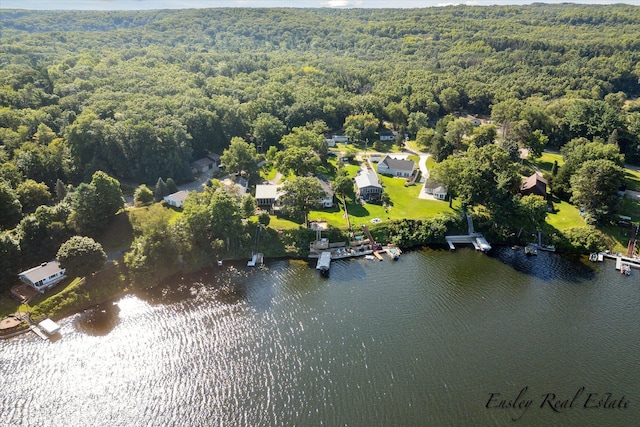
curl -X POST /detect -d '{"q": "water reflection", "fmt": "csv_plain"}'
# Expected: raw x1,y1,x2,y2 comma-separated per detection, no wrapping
489,246,597,283
73,302,121,336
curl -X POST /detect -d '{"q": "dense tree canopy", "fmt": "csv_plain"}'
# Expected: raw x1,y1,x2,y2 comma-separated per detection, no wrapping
56,235,107,278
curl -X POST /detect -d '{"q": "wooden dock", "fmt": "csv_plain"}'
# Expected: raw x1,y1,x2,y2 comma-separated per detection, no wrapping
601,252,640,271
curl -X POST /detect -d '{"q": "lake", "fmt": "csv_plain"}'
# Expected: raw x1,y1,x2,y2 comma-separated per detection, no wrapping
1,247,639,426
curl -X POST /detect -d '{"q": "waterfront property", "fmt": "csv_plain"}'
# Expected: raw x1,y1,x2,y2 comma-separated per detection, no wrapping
163,190,189,208
18,261,66,294
376,155,416,178
355,169,383,202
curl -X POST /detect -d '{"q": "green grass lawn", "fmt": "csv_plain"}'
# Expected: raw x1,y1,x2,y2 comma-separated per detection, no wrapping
546,199,585,230
308,174,457,229
624,168,640,191
531,151,564,174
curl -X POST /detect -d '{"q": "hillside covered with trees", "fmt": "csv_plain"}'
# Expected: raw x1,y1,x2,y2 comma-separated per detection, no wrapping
1,5,640,293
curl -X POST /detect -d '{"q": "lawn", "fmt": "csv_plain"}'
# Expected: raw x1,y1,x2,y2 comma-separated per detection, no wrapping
308,174,457,229
545,199,585,230
531,151,563,174
624,168,640,191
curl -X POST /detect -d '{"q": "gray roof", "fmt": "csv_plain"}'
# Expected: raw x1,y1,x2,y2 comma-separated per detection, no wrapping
255,184,281,200
19,261,64,284
315,176,334,197
355,170,381,189
380,155,415,173
165,190,190,204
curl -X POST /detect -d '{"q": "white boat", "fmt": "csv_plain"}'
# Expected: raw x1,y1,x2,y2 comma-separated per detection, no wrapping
621,263,631,276
365,255,375,260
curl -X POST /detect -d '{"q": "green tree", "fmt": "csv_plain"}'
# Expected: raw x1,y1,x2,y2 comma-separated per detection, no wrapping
133,184,154,206
279,177,325,224
220,137,260,182
0,180,22,230
252,113,286,152
90,171,124,225
344,113,378,143
154,177,168,201
56,235,107,278
333,171,355,201
438,88,461,113
275,146,320,176
570,159,624,224
241,194,257,218
258,211,271,227
166,178,178,194
472,124,497,148
16,179,51,213
415,128,435,151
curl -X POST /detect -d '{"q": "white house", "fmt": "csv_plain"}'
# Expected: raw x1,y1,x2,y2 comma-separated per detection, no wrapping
376,155,416,178
379,131,395,141
315,176,334,208
255,184,282,208
423,183,448,200
355,169,383,201
164,190,190,208
19,261,66,293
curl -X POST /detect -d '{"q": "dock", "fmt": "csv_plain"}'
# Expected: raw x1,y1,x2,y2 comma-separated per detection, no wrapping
247,253,264,267
445,213,491,252
601,252,640,271
445,234,492,252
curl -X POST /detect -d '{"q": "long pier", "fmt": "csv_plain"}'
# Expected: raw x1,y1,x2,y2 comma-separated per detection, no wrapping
601,252,640,270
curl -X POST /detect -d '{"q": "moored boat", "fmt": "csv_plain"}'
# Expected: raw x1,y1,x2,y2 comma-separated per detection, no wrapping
524,244,538,256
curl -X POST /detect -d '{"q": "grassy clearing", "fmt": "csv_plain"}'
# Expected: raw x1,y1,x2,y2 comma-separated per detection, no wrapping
624,168,640,191
546,199,585,230
531,151,563,174
97,211,134,251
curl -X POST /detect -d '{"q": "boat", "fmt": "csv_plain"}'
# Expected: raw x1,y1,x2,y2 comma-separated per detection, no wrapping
539,244,556,252
589,252,598,262
316,251,331,276
621,263,631,276
365,255,376,260
524,244,538,256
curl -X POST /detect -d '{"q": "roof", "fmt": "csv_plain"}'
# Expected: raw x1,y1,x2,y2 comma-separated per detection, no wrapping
164,190,190,203
192,157,215,168
315,176,334,197
521,174,548,193
379,155,415,173
255,184,281,200
355,170,381,189
207,153,220,161
19,261,64,284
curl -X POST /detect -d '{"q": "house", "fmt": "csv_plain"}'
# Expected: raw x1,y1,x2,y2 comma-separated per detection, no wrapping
324,138,336,147
423,182,448,201
520,173,548,198
255,184,282,208
19,261,66,293
164,190,190,208
315,176,334,208
376,155,416,178
191,153,220,174
465,115,482,126
379,131,395,142
333,135,349,143
355,169,383,201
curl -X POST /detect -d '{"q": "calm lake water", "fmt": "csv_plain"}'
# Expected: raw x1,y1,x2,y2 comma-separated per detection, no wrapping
1,247,639,426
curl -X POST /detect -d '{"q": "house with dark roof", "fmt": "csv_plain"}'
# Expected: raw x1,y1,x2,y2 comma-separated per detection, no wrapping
379,131,395,141
377,155,416,178
191,153,220,174
355,169,383,201
520,173,548,198
19,261,66,293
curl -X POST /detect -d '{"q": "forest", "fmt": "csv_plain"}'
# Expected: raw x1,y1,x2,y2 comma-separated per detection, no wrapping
1,4,640,291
